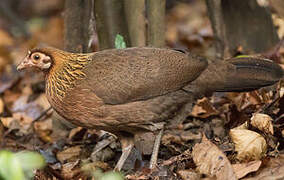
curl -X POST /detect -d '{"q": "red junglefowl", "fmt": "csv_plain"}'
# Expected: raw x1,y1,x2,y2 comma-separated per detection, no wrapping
17,47,283,170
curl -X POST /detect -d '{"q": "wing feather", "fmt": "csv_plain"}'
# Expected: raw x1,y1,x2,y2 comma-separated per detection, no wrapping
80,47,208,104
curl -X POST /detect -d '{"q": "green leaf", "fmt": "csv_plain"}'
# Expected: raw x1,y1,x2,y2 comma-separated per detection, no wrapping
15,151,46,172
235,55,252,58
0,150,46,180
115,34,126,49
100,171,124,180
0,151,25,180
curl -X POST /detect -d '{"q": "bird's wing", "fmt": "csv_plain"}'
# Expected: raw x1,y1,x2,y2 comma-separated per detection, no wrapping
80,47,208,104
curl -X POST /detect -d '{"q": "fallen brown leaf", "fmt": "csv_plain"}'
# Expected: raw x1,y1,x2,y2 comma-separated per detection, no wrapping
1,112,34,135
0,98,4,114
230,129,267,161
251,113,274,135
232,160,262,179
34,118,53,143
177,169,200,180
56,146,82,163
190,97,219,118
243,155,284,180
192,135,237,180
61,160,81,179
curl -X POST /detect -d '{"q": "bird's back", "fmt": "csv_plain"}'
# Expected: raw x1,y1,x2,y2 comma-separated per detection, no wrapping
81,47,208,104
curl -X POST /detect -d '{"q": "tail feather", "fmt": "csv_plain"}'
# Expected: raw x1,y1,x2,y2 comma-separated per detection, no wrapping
217,57,283,92
185,56,283,96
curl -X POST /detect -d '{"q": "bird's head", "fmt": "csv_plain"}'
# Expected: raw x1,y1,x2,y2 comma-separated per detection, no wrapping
17,49,53,72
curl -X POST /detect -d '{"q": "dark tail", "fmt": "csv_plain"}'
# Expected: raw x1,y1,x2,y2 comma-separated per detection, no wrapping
217,57,283,92
185,56,283,96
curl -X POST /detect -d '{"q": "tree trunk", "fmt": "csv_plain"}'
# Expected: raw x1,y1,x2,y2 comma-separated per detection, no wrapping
124,0,146,47
205,0,228,58
146,0,166,47
94,0,130,50
64,0,94,53
206,0,279,57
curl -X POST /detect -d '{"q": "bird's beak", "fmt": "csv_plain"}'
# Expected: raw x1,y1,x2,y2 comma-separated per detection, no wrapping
17,57,32,71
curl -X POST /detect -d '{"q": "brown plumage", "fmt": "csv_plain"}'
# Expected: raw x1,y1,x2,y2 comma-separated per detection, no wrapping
17,47,283,170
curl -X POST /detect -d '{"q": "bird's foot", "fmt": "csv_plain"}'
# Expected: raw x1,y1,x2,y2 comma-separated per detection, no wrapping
149,128,164,169
114,137,134,171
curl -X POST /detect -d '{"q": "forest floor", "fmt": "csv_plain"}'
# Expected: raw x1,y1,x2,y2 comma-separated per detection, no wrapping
0,0,284,179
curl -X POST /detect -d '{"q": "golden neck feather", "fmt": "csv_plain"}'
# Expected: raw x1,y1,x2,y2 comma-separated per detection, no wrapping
40,48,91,99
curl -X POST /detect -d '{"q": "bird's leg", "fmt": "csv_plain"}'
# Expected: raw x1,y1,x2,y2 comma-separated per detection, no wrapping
149,127,164,169
114,135,134,171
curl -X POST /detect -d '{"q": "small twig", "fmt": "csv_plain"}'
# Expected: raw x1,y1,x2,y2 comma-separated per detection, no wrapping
274,113,284,123
150,128,164,169
162,149,192,166
91,135,116,155
256,95,280,114
33,106,53,122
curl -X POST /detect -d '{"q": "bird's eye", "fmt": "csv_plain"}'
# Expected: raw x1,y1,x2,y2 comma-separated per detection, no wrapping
33,54,40,60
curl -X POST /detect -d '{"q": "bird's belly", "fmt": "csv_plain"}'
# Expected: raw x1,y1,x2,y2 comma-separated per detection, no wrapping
48,90,194,134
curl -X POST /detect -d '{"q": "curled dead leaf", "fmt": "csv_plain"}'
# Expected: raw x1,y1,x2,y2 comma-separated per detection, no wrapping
232,160,262,179
1,113,33,135
192,135,237,180
230,129,267,161
61,160,81,179
0,98,4,114
34,118,53,143
177,169,200,180
242,155,284,179
190,97,219,118
235,122,249,130
0,117,14,128
251,113,274,135
280,87,284,98
56,146,82,163
35,94,50,110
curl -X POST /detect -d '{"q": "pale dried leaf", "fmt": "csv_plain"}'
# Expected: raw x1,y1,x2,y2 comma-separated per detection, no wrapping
180,131,202,141
61,160,81,179
272,14,284,38
177,169,200,180
243,155,284,180
1,113,34,135
226,93,247,111
270,0,284,18
56,146,82,163
230,129,267,161
34,94,50,110
0,29,14,46
0,98,4,114
251,113,274,135
192,135,237,180
0,117,14,128
34,118,53,143
190,97,219,118
280,87,284,98
234,122,248,130
232,160,261,179
162,132,183,145
12,95,43,119
257,0,269,7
